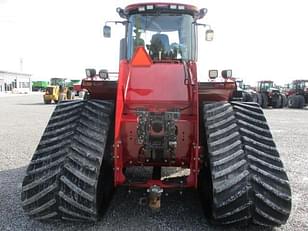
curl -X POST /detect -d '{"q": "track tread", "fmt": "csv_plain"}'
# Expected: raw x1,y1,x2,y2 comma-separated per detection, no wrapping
200,101,291,227
21,100,114,221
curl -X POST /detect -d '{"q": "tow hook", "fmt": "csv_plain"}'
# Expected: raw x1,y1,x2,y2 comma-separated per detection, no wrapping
147,185,163,211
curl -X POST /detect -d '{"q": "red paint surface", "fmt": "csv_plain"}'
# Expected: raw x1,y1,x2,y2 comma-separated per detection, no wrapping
82,59,236,189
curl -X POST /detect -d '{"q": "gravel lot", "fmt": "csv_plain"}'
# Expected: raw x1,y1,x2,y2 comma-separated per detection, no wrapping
0,94,307,231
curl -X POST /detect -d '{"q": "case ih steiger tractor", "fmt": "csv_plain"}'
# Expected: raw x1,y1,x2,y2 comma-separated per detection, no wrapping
256,80,287,108
287,79,308,108
21,3,291,227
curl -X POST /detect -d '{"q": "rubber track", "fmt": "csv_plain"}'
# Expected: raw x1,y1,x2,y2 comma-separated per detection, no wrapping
202,101,291,227
21,100,114,221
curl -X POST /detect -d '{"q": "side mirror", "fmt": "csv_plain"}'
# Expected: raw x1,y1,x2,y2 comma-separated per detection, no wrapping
221,70,232,79
103,25,111,38
205,29,214,41
197,8,208,19
209,70,218,79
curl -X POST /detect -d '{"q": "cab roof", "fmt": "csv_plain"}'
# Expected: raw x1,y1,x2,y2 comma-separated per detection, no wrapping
124,2,199,17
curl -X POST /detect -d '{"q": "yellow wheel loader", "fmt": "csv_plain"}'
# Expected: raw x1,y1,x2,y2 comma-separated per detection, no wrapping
43,78,73,104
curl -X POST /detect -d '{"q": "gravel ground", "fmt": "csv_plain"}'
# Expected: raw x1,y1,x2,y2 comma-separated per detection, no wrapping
0,94,307,231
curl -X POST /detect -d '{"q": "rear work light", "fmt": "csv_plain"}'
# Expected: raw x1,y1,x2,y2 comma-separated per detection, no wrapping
209,70,218,79
85,68,96,78
221,70,232,79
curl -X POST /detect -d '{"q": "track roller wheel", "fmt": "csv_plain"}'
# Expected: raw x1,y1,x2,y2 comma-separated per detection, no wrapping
199,101,291,227
21,100,114,221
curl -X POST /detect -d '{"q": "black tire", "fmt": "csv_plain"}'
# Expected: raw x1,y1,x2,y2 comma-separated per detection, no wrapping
272,94,282,108
200,102,291,227
298,95,305,109
281,95,287,108
261,93,268,108
256,94,262,106
21,100,114,221
251,93,258,103
287,95,298,108
242,93,249,102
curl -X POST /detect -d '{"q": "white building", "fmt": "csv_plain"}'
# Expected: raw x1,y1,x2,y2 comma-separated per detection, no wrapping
0,71,32,94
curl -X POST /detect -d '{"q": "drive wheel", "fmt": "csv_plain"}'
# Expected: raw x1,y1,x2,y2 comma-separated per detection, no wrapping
251,93,258,103
298,95,305,108
200,102,291,227
287,95,298,108
44,99,52,104
21,100,114,221
261,93,268,108
272,95,282,108
281,95,287,108
257,93,262,106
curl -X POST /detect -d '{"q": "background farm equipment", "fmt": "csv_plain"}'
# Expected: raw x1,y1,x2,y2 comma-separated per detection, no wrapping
256,80,287,108
287,80,308,108
232,78,258,102
43,78,74,104
32,81,49,92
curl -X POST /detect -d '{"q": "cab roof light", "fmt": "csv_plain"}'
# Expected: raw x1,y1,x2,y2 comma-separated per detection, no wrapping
170,5,177,10
178,5,185,10
146,5,154,10
138,6,145,12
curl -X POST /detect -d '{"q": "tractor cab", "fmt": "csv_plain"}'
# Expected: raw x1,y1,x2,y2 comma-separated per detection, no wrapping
257,80,275,92
104,3,213,62
291,80,308,92
126,9,196,61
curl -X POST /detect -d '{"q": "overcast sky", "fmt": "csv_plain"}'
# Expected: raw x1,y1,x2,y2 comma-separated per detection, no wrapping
1,0,307,85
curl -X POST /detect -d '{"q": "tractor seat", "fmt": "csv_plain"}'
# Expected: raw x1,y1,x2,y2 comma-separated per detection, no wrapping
150,34,170,59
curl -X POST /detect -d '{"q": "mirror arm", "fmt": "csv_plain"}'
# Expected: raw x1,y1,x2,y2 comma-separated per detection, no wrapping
105,20,128,26
194,22,211,29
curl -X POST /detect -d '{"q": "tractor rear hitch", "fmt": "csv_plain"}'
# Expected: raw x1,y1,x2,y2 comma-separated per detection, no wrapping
147,185,163,211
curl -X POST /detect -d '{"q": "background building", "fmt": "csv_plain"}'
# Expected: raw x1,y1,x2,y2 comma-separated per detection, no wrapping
0,71,32,94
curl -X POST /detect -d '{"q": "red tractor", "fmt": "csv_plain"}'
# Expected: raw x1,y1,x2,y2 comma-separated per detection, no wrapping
287,79,308,108
21,3,291,227
256,80,287,108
